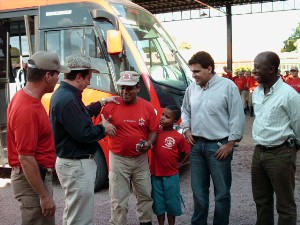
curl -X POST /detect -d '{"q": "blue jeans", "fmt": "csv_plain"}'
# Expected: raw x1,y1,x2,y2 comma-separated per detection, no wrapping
190,140,233,225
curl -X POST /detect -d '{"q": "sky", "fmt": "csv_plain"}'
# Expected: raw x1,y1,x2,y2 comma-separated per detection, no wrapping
161,8,300,63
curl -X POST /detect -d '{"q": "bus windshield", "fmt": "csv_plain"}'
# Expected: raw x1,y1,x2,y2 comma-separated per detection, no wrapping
111,3,192,90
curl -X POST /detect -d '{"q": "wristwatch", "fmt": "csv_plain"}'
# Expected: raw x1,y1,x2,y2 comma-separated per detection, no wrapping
101,98,107,106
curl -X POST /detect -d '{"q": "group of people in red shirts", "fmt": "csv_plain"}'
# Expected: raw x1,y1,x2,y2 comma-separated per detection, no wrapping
222,65,300,117
222,66,259,117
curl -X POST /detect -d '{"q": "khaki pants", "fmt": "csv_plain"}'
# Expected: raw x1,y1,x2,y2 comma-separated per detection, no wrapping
56,157,97,225
109,151,153,225
240,90,249,109
11,169,55,225
248,91,254,107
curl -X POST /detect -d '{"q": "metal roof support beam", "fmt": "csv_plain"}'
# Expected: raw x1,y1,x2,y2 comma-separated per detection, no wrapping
226,3,233,72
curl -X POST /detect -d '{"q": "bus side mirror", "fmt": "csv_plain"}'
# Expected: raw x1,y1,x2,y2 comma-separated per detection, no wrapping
107,30,122,54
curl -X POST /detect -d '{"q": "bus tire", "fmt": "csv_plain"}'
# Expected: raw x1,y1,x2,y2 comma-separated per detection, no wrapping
94,149,108,192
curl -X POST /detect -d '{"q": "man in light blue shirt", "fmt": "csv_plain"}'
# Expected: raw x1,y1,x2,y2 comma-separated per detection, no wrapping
181,51,245,225
252,51,300,225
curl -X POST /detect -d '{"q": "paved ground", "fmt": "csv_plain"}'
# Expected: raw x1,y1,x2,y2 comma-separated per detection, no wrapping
0,115,300,225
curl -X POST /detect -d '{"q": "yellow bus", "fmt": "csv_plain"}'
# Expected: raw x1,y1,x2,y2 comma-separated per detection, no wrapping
0,0,192,191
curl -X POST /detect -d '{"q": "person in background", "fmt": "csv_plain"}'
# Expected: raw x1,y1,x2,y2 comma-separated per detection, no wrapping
7,51,70,225
247,69,260,117
222,66,233,80
50,54,117,225
251,51,300,225
101,71,159,225
181,51,245,225
286,66,300,93
284,70,292,81
277,69,286,82
244,71,251,112
234,70,248,113
150,105,190,225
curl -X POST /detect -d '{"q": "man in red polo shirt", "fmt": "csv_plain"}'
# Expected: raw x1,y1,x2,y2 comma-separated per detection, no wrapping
7,51,70,225
286,66,300,93
102,71,159,225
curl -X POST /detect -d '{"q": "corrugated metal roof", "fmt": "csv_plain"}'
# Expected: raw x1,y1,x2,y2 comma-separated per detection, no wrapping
132,0,286,14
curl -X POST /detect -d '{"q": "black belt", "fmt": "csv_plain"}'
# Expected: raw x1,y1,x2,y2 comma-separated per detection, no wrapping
62,154,95,160
256,141,288,152
192,136,228,143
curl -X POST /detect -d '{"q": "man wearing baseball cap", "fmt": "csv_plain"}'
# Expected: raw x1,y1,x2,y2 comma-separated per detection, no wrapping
7,51,70,225
101,71,159,225
50,54,118,225
286,66,300,93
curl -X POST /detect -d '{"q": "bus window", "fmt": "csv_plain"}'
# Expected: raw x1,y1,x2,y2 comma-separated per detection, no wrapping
111,3,192,90
96,19,151,101
46,31,60,55
45,27,115,93
8,21,31,96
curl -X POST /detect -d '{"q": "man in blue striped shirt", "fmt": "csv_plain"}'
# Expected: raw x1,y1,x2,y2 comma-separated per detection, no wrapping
252,51,300,225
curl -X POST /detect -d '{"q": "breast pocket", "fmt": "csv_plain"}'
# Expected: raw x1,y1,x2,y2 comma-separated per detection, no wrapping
265,106,284,126
205,98,225,116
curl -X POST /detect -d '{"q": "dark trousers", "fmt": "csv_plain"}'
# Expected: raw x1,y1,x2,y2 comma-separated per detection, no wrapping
251,145,297,225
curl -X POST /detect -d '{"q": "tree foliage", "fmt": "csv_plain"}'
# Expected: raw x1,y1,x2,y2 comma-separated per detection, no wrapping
178,41,192,50
234,66,251,76
281,22,300,52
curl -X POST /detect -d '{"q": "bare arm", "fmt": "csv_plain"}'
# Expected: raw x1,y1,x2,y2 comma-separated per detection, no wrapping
136,132,158,154
19,155,56,217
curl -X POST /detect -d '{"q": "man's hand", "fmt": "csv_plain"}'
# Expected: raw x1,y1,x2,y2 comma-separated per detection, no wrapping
215,142,235,160
106,96,120,105
40,195,56,217
101,114,116,137
136,140,152,154
19,155,56,217
184,129,196,146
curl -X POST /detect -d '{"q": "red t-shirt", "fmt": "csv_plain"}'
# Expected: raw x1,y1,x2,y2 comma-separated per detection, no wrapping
7,90,56,168
234,76,247,91
222,72,233,80
101,97,159,157
150,129,190,176
284,74,293,81
247,75,259,91
286,78,300,93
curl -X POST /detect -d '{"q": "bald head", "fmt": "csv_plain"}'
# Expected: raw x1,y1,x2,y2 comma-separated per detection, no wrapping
254,51,280,73
253,51,280,86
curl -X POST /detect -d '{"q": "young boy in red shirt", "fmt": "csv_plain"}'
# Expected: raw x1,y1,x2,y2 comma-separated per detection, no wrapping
150,105,190,225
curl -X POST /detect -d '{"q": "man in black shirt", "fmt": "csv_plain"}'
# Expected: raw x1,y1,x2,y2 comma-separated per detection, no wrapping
50,54,117,225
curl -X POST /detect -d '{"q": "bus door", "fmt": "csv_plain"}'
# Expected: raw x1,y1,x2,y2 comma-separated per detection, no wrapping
0,14,36,170
0,23,9,167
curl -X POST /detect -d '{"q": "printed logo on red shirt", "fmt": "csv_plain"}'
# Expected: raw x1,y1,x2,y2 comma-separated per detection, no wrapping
139,117,145,126
163,137,175,149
